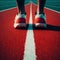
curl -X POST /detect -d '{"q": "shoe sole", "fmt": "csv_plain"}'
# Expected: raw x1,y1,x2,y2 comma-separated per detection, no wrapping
35,23,47,28
14,23,26,29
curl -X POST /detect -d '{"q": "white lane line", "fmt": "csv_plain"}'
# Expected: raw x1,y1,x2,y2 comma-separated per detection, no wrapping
0,3,30,12
31,2,60,13
0,2,60,14
23,3,36,60
45,7,60,13
0,7,16,12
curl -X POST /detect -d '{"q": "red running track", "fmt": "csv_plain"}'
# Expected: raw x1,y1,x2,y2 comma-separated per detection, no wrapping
32,4,60,60
0,3,60,60
0,4,30,60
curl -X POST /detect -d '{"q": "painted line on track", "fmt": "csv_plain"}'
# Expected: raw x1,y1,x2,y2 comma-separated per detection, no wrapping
0,2,60,13
31,2,60,13
0,3,30,12
45,7,60,13
23,3,36,60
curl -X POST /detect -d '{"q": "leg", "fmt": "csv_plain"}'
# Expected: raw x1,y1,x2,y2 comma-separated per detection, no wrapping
16,0,26,14
35,0,47,27
14,0,26,28
38,0,46,14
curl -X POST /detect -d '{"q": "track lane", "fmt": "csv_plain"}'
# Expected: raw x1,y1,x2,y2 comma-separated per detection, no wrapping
0,4,30,60
32,3,60,60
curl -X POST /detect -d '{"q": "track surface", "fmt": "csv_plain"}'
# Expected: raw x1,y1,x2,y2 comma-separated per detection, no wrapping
0,3,60,60
32,4,60,60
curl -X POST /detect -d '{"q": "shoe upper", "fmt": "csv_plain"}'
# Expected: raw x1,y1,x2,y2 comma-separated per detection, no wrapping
14,13,26,23
14,13,26,28
35,14,46,23
35,14,46,20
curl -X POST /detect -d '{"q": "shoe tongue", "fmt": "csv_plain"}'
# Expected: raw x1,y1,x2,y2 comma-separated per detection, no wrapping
36,14,44,17
40,14,46,19
40,14,44,17
35,13,46,19
17,13,26,18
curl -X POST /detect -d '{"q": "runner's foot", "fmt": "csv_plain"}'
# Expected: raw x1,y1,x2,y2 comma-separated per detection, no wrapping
34,13,47,28
14,13,26,29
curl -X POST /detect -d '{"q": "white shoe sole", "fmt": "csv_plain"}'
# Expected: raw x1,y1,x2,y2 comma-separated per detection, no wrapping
14,23,26,28
35,23,47,28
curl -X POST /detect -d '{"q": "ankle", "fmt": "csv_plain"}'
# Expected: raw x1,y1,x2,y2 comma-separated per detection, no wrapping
20,12,26,14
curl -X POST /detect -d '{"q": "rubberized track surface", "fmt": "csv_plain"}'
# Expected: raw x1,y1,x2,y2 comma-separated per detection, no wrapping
0,3,60,60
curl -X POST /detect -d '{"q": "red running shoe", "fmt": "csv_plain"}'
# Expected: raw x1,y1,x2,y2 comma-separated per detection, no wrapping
14,13,26,28
35,14,47,28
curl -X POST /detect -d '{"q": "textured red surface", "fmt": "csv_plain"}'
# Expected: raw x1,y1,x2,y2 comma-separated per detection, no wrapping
0,4,30,60
15,18,26,23
32,4,60,60
0,3,60,60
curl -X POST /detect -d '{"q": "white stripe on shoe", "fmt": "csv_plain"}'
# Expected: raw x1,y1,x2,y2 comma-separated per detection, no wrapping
23,3,36,60
15,14,26,21
35,14,46,20
35,23,47,27
14,23,26,28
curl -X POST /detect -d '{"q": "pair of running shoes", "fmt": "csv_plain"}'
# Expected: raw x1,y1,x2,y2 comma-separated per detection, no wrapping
14,13,47,28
